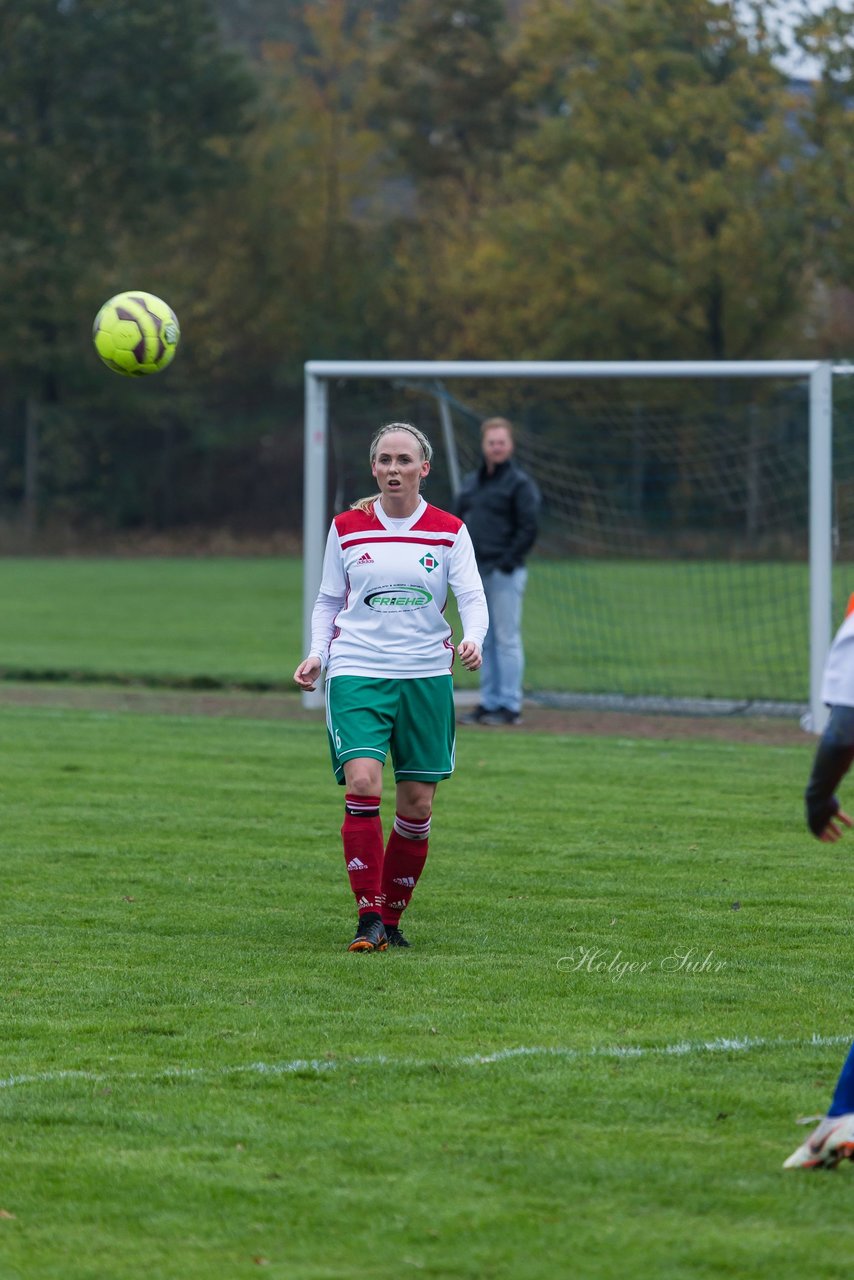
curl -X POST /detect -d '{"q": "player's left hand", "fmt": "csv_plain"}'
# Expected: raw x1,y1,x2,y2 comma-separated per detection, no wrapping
820,808,854,842
457,640,482,671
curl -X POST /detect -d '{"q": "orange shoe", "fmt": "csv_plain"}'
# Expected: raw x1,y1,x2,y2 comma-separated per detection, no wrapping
347,916,388,952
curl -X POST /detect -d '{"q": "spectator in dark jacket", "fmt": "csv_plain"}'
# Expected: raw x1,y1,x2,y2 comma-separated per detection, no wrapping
454,417,540,725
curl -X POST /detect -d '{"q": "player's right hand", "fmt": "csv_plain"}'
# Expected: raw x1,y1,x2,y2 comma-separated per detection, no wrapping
293,656,322,691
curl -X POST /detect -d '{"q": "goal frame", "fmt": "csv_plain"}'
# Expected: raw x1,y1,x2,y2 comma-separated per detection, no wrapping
302,359,834,728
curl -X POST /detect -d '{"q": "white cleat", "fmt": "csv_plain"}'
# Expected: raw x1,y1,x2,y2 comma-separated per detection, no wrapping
783,1113,854,1169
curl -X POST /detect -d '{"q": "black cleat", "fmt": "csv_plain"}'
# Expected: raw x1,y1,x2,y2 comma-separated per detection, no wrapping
347,915,388,952
385,924,411,948
458,704,489,725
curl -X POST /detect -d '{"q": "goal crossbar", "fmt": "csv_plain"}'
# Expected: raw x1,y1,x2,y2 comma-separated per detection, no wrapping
303,360,834,727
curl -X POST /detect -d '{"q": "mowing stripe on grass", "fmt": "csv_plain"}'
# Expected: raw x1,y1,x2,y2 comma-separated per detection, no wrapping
2,1033,849,1092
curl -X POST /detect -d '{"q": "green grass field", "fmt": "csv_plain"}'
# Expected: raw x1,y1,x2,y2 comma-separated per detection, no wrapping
0,558,293,686
3,555,854,1277
2,691,854,1278
0,554,834,701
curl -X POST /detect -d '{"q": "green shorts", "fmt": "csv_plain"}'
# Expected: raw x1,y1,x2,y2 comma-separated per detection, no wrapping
325,674,456,785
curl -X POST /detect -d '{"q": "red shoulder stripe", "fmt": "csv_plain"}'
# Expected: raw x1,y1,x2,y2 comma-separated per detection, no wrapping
333,506,383,535
411,504,463,534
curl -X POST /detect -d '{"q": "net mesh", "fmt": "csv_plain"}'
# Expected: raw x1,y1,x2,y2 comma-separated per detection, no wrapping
325,374,854,712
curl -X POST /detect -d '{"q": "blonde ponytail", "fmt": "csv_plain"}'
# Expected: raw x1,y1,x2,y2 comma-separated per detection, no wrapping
350,494,381,512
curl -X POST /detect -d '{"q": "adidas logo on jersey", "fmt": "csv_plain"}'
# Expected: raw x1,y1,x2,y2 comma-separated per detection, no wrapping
393,875,416,888
347,856,368,871
356,552,374,564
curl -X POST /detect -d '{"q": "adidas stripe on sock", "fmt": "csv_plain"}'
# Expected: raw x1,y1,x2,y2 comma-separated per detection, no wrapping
342,793,384,916
381,811,430,926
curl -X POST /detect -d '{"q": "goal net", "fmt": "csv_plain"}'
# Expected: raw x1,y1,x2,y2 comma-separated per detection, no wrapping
303,361,845,728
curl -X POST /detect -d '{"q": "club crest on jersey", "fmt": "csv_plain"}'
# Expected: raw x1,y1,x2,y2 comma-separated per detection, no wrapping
419,552,439,573
365,584,433,611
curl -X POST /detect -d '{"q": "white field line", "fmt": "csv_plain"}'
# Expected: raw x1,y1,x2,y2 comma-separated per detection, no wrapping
0,1033,850,1092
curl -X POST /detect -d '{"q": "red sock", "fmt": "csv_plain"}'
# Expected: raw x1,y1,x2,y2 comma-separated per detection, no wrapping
342,794,384,917
381,812,430,926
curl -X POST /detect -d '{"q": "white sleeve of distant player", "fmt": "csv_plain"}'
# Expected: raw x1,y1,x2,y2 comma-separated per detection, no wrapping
449,523,489,647
308,525,347,670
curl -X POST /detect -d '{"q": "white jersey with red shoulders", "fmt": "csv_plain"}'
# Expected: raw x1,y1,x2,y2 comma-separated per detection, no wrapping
309,497,488,679
823,594,854,707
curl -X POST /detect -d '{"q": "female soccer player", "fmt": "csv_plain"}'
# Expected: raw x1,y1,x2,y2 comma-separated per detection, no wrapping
784,1050,854,1169
293,423,488,952
784,596,854,1168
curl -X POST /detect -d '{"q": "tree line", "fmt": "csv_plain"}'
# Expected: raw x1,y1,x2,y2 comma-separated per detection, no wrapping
0,0,852,543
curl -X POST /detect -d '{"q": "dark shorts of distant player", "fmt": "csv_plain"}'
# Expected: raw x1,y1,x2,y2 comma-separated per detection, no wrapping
325,674,456,785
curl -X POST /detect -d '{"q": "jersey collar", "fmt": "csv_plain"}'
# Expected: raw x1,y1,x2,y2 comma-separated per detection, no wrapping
374,496,426,531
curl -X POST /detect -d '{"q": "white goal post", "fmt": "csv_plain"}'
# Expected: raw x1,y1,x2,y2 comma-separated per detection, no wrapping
302,359,836,729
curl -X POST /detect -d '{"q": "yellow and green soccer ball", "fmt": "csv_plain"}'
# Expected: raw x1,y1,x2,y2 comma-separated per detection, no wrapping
93,291,180,376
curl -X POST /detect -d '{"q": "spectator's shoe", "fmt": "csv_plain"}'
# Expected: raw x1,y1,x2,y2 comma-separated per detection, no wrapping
385,924,411,948
482,707,523,726
783,1113,854,1169
347,916,388,952
458,705,489,725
